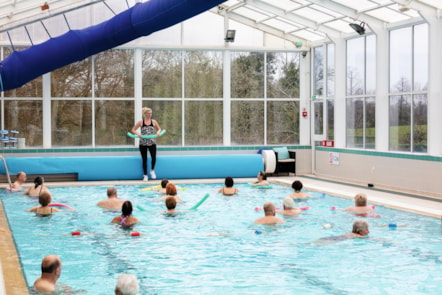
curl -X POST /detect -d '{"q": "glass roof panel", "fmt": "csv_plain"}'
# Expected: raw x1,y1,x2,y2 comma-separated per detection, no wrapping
291,29,326,42
333,0,384,11
326,19,355,34
310,4,345,18
419,0,442,9
263,17,301,33
235,6,271,22
293,7,335,23
260,0,301,11
366,7,410,23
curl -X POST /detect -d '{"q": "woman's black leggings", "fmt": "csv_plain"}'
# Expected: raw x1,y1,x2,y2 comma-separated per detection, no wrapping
139,144,157,174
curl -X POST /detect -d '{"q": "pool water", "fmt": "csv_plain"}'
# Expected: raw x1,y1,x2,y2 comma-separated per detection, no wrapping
2,183,442,294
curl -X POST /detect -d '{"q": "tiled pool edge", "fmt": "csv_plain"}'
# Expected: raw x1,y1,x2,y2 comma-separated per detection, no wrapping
0,199,29,295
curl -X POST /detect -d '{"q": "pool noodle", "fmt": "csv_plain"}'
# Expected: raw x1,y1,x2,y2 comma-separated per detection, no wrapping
188,193,210,210
127,129,166,139
49,203,74,210
247,183,273,189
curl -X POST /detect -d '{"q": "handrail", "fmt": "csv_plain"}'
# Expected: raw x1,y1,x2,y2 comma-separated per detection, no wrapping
0,155,12,190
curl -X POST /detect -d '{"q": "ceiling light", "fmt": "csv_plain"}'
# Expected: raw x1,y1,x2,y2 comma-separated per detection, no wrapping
225,30,236,42
349,22,366,35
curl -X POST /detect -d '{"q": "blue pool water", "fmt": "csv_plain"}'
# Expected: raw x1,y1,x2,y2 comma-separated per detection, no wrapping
2,183,442,294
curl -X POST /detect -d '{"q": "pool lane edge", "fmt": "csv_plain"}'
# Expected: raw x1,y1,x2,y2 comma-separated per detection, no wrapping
0,199,29,295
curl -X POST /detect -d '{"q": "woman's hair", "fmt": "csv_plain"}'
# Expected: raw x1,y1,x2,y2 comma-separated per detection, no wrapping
161,179,169,188
352,219,369,234
354,193,367,206
115,274,139,295
34,176,44,189
224,176,234,188
165,196,177,210
259,171,267,180
142,107,152,118
38,191,51,207
166,183,177,196
121,201,133,217
292,180,303,191
283,197,295,209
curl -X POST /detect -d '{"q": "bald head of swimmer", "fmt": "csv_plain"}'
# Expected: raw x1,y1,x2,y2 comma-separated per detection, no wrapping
352,219,369,236
263,202,276,216
16,171,27,182
41,255,62,278
107,187,118,198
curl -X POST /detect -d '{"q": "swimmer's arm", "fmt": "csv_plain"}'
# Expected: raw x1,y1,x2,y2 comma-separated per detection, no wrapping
217,188,223,193
130,120,143,137
111,217,120,224
152,119,162,135
26,206,39,212
22,187,30,195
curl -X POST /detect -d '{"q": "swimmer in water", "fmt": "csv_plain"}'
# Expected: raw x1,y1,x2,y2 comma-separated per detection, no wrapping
311,219,370,246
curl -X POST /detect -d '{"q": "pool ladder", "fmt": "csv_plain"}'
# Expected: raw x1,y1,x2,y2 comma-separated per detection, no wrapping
0,155,12,190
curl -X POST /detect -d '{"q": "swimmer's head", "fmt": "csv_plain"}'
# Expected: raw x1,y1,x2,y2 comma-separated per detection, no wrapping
292,180,303,191
355,193,367,207
38,191,51,207
165,196,177,210
16,171,26,182
107,187,117,198
352,219,369,235
122,201,133,217
283,197,295,209
263,202,275,216
34,176,44,188
258,171,267,180
161,179,169,188
166,183,177,196
225,176,234,188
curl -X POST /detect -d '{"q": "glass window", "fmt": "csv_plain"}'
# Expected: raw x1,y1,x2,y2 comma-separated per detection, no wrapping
267,52,300,98
231,52,264,98
94,49,134,98
413,94,427,152
326,44,335,97
51,100,92,146
346,38,364,95
346,98,364,148
95,100,134,146
389,27,412,93
389,94,411,151
389,24,428,152
414,24,428,91
4,100,43,147
142,100,182,146
142,50,182,98
313,47,323,96
314,100,323,135
52,58,92,98
346,35,376,149
267,101,299,144
184,51,223,98
184,101,223,145
231,101,264,144
326,99,334,141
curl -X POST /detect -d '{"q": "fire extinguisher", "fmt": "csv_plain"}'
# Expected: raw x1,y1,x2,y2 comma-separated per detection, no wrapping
302,108,308,117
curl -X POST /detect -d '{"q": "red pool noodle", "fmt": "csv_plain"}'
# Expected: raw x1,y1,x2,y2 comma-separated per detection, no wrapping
71,231,81,235
131,232,141,236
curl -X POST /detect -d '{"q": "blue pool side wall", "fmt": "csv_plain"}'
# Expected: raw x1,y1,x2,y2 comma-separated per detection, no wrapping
0,154,264,180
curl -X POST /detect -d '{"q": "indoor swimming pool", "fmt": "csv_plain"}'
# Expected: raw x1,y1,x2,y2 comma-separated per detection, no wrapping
2,182,442,294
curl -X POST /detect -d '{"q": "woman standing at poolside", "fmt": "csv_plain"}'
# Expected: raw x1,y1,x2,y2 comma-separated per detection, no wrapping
131,107,162,181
